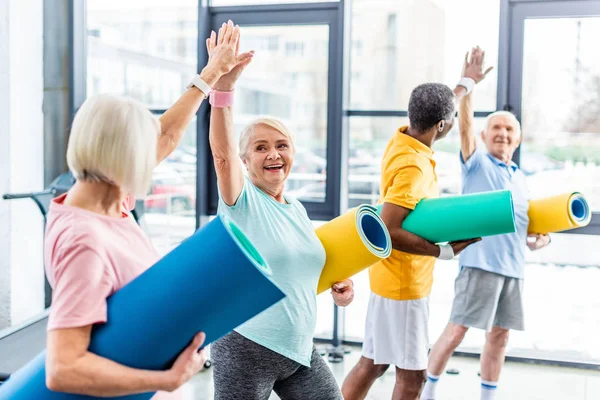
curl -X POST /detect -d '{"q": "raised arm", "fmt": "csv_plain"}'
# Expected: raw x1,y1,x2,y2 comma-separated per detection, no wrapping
207,21,254,206
156,21,241,164
459,92,477,161
456,47,494,161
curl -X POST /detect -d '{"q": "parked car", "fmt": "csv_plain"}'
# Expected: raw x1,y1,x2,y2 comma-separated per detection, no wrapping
144,165,195,214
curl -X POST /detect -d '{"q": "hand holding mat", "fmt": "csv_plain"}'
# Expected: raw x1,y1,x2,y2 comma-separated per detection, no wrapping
316,205,392,294
375,190,516,243
528,192,591,234
0,215,285,400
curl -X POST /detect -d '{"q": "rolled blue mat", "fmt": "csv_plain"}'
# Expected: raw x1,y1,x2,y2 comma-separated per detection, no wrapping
0,215,285,400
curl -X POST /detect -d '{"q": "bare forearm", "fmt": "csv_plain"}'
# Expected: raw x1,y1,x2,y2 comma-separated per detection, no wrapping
47,352,173,397
157,68,220,163
209,106,237,159
459,92,477,160
209,105,244,204
389,227,440,257
453,85,467,106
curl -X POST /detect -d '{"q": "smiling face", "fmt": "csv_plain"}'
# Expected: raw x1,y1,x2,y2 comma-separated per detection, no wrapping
481,113,521,163
242,124,294,191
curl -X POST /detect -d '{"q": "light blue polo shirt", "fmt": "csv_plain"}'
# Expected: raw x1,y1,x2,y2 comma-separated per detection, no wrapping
458,148,530,279
217,177,326,366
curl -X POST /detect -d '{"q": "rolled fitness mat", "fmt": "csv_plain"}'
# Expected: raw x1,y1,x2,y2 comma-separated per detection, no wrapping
375,190,516,243
316,204,392,294
528,192,591,234
0,215,285,400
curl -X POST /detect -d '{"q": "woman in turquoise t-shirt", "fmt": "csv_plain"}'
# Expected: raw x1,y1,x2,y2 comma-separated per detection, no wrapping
207,22,354,400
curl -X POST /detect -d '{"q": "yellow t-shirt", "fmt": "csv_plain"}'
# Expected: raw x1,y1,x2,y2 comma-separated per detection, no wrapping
369,126,439,300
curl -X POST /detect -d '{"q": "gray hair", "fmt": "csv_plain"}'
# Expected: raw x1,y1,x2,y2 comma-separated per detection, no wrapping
238,117,296,158
407,83,455,132
67,94,159,197
484,111,522,136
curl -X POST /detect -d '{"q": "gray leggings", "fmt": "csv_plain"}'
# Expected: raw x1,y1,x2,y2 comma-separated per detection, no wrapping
212,331,343,400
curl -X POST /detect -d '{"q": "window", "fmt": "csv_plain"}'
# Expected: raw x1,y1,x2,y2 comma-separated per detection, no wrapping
142,116,198,254
211,0,338,6
86,1,199,254
500,13,600,364
233,25,330,204
349,0,500,111
285,41,304,57
86,0,198,109
521,17,600,211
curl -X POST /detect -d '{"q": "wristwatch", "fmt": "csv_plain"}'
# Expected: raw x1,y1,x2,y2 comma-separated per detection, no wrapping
186,75,212,98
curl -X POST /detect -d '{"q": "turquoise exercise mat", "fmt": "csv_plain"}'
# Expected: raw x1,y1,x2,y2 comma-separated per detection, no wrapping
0,215,285,400
375,190,516,243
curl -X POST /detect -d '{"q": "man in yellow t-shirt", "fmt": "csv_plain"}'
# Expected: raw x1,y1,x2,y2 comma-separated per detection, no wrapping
342,56,491,400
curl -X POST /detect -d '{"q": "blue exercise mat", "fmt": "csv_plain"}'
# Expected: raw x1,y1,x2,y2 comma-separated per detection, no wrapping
0,215,285,400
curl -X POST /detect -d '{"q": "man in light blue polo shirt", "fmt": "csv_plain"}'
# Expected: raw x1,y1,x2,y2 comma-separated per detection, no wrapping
421,48,551,400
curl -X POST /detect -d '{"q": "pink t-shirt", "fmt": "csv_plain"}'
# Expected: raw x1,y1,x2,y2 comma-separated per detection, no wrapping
45,193,180,399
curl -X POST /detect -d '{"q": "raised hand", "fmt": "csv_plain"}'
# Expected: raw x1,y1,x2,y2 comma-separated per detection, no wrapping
206,20,255,91
462,46,494,84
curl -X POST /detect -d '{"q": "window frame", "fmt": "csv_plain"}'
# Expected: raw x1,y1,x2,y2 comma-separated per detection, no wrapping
505,0,600,234
199,2,345,222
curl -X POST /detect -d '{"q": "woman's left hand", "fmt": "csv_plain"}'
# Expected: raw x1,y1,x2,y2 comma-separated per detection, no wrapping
331,279,354,307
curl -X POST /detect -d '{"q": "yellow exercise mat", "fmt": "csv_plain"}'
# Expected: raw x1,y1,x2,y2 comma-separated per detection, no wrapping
528,192,591,234
316,205,391,294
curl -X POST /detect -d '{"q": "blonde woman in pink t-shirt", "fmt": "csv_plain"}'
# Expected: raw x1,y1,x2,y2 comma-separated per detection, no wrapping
43,22,252,399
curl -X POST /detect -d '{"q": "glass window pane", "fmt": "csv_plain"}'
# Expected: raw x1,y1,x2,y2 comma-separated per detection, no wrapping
350,0,499,111
348,116,404,209
522,17,600,211
141,115,197,254
86,0,198,109
211,0,337,6
235,25,329,203
346,116,489,211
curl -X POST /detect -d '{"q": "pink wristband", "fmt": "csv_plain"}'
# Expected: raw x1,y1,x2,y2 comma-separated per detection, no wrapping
209,90,234,108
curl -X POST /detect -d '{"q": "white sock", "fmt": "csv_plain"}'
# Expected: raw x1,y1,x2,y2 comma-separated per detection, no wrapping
420,371,441,400
481,380,498,400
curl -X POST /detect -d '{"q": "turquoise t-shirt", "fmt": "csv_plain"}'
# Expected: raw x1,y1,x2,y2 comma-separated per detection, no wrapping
217,177,326,366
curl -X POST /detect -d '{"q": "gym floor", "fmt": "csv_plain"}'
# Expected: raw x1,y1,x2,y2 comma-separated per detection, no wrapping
179,347,600,399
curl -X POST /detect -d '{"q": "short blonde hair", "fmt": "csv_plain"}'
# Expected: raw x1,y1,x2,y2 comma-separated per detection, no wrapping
67,94,159,197
484,111,521,136
238,117,296,158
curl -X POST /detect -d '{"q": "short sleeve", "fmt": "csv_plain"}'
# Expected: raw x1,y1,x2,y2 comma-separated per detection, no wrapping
460,148,484,174
217,177,250,215
383,165,426,210
47,245,114,331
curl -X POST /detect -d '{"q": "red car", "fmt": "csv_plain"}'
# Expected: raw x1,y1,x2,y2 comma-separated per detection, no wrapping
144,171,196,214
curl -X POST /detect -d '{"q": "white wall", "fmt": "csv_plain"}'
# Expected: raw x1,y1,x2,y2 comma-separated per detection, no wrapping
0,0,45,329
